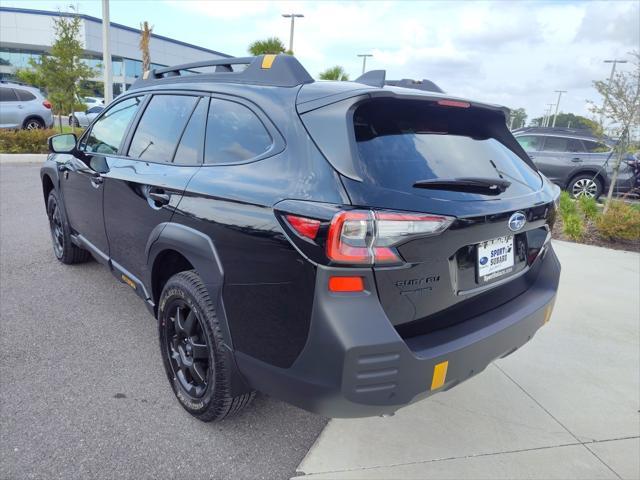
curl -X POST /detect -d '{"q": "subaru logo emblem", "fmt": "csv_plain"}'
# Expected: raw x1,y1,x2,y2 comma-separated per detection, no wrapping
508,212,526,232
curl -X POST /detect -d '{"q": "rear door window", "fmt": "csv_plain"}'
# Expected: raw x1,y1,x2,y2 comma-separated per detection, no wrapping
204,99,272,165
129,94,199,162
541,136,568,152
566,138,585,152
516,135,543,151
0,87,18,102
353,100,541,192
173,97,208,165
14,89,36,101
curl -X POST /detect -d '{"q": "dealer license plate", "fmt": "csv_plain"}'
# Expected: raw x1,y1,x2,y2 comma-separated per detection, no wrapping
477,235,515,282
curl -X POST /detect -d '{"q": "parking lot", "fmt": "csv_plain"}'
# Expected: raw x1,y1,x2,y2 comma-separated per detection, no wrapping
1,160,638,480
0,162,327,480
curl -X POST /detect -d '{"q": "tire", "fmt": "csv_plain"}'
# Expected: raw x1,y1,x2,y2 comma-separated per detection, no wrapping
158,270,255,422
23,117,45,130
568,174,603,199
46,189,92,264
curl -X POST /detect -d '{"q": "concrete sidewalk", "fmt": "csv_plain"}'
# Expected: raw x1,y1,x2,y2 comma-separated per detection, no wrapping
294,241,640,479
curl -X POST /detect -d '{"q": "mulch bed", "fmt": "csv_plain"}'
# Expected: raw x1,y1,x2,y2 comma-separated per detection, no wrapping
551,216,640,253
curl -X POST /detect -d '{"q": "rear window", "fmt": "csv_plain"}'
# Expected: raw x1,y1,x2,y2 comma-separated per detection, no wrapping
353,100,540,192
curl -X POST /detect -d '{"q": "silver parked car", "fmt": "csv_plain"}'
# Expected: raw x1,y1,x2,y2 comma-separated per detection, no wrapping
68,105,105,127
0,82,54,129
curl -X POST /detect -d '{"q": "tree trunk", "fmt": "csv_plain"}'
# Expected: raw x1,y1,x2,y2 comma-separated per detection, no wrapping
603,131,628,214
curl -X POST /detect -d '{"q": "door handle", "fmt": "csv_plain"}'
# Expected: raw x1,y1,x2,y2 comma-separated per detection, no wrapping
148,189,171,205
17,105,24,109
90,174,103,187
571,157,582,163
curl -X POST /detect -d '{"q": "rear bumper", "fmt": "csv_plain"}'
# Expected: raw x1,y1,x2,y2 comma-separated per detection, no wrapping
235,244,560,418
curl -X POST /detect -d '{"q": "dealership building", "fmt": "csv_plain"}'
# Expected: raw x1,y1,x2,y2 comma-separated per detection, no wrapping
0,6,230,96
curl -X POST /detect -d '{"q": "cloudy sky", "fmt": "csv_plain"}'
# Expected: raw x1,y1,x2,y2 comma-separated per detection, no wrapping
5,0,639,121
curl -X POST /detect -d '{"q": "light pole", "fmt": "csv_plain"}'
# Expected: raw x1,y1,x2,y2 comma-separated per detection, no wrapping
282,13,304,53
544,104,554,127
101,0,113,103
357,54,373,74
551,90,566,128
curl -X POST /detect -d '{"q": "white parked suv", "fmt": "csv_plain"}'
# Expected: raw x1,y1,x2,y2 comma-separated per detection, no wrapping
0,81,54,129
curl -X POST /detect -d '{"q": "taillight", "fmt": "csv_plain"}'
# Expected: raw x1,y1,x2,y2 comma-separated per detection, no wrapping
42,100,52,109
285,214,320,240
437,99,470,108
326,210,453,265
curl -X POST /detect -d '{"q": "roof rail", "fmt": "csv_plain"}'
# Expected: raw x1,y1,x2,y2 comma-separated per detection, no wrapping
131,54,314,89
385,78,444,93
515,126,597,136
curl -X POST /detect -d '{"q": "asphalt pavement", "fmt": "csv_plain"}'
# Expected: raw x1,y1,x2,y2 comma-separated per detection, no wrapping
0,163,327,480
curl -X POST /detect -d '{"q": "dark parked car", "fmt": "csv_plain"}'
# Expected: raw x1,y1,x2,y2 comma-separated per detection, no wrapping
513,127,636,199
41,55,561,422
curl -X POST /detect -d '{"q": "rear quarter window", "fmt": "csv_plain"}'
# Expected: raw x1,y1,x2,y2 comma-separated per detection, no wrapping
353,99,541,192
204,99,272,165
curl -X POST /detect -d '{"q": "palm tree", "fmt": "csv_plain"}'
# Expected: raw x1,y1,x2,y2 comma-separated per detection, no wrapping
139,21,153,72
319,66,349,81
248,37,286,56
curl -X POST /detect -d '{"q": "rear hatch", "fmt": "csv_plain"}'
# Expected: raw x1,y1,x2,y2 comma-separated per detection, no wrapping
300,91,557,335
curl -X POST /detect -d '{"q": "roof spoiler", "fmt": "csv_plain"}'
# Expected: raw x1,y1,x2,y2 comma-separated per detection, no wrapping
132,54,314,88
354,70,386,88
354,70,444,93
385,78,444,93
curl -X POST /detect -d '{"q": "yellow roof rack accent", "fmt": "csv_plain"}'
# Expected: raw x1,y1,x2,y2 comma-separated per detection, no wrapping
261,55,276,69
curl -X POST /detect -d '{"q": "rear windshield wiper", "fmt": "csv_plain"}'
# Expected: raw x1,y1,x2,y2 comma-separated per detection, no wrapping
413,177,511,195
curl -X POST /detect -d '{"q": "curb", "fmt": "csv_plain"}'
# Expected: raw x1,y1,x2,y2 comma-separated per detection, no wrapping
0,153,48,164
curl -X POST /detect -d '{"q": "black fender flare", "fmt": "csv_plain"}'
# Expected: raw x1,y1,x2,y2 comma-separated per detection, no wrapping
145,222,252,396
146,222,224,289
145,223,229,342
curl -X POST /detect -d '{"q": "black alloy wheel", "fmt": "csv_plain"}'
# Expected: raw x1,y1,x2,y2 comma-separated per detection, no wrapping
163,299,211,399
47,194,64,259
158,270,255,421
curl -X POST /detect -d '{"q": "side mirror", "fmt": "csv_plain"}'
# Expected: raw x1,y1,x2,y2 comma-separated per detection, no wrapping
48,133,77,154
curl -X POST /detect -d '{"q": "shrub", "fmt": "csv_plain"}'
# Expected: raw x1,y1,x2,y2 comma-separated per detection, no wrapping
596,201,640,241
0,128,56,154
558,191,576,217
578,196,599,220
563,213,584,241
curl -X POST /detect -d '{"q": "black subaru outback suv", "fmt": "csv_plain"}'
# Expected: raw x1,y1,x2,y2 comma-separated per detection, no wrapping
41,55,561,421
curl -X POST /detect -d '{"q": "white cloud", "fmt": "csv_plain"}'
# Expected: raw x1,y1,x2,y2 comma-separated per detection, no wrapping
161,0,639,119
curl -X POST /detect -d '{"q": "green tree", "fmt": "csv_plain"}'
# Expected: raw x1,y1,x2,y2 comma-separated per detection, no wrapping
530,112,603,135
319,66,349,81
509,108,527,129
16,13,96,131
589,51,640,212
248,37,286,56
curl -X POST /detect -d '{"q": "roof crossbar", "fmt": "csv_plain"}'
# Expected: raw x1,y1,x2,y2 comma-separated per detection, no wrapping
132,54,314,89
